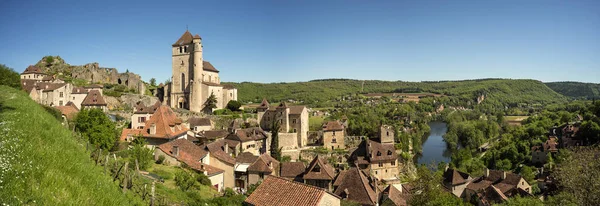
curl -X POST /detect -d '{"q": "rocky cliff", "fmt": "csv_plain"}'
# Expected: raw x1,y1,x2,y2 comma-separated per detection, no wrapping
35,56,144,94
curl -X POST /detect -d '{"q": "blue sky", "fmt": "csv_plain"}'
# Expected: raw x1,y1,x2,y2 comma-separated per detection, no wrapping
1,0,598,83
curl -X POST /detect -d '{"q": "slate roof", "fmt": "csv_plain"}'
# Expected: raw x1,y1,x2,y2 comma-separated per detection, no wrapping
81,90,107,106
21,65,45,74
203,61,219,73
303,156,335,180
245,176,340,206
173,30,194,46
188,117,211,128
248,154,280,173
443,168,470,185
333,167,378,206
141,105,188,139
205,139,236,165
323,121,344,131
280,162,306,179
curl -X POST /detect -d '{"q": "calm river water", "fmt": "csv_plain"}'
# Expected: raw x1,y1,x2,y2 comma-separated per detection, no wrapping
415,121,452,165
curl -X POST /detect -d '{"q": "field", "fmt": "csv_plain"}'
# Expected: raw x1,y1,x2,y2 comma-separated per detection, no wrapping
504,116,529,125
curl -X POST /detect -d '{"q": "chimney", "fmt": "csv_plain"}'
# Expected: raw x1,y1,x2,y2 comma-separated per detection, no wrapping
224,141,229,154
343,188,350,198
172,145,179,157
485,168,490,177
502,171,507,180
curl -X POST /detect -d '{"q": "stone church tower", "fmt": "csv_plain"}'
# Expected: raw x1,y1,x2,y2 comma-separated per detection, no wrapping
166,30,237,113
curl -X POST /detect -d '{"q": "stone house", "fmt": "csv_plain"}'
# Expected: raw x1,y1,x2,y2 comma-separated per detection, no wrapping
123,105,189,148
280,162,306,183
380,184,412,206
204,139,237,189
131,101,161,129
195,130,229,144
188,117,213,133
257,99,309,149
245,175,341,206
54,101,79,121
303,156,336,192
322,121,345,150
70,87,90,109
350,137,399,183
162,30,237,112
442,167,472,198
225,127,269,156
234,152,258,190
154,139,225,191
35,82,72,107
247,154,280,189
20,65,47,81
80,90,107,112
333,167,379,206
464,169,532,205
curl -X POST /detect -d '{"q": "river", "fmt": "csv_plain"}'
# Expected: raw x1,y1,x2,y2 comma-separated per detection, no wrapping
415,121,452,165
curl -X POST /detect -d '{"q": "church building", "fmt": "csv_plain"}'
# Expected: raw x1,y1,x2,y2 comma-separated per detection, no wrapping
162,30,237,112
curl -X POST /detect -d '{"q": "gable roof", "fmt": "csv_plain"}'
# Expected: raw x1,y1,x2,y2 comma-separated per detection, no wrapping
289,106,306,115
280,162,306,179
303,156,335,180
141,105,188,139
21,65,45,74
257,98,270,109
236,152,259,164
383,184,411,206
173,30,194,46
333,167,378,206
205,139,236,165
484,170,523,187
157,138,208,162
203,61,219,73
188,117,211,128
71,87,89,94
323,121,344,131
197,130,229,141
36,82,67,92
443,168,470,185
248,154,280,173
81,90,107,106
120,129,144,141
333,170,348,187
20,79,38,93
54,102,79,119
245,176,340,206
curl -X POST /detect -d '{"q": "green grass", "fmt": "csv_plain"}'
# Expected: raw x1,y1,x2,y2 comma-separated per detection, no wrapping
504,116,529,121
148,164,218,203
0,85,143,205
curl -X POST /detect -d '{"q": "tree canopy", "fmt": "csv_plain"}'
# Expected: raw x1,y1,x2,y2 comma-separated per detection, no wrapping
74,108,117,150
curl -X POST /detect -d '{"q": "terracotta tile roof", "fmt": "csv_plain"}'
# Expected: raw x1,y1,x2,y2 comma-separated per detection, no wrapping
226,127,267,142
20,79,38,93
323,121,344,131
333,170,348,186
54,102,79,120
333,167,378,205
466,178,493,191
289,106,306,115
193,34,201,39
81,90,107,106
257,98,270,109
205,139,236,165
236,152,259,164
248,154,280,173
484,170,523,186
183,158,224,176
245,175,340,206
197,130,229,140
141,105,189,139
188,117,211,128
303,156,335,180
37,82,67,92
443,168,470,185
71,87,89,94
280,162,306,179
134,101,161,114
203,61,219,73
21,65,45,74
157,139,208,162
173,30,194,46
383,184,411,206
120,129,144,141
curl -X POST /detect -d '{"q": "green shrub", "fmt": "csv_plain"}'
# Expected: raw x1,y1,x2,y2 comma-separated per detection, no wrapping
0,64,20,89
44,56,54,64
175,171,195,191
42,104,63,121
129,144,153,170
196,172,212,186
156,155,166,164
226,100,242,111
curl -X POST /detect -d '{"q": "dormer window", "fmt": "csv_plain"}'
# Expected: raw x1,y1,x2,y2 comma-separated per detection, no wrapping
377,151,382,156
387,150,392,155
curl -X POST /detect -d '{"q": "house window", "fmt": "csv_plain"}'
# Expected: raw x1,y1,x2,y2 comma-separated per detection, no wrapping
313,166,320,172
293,128,297,133
181,73,185,92
375,171,378,174
332,138,336,143
59,92,63,97
388,150,392,155
391,161,395,166
179,47,182,53
259,173,264,179
386,131,389,136
59,101,63,106
333,131,336,136
73,97,75,100
378,162,383,167
184,46,187,53
139,117,146,123
292,119,296,124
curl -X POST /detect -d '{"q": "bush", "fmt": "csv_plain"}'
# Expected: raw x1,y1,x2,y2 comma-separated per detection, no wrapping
74,108,117,150
175,171,195,191
42,104,63,121
156,155,166,164
226,100,242,111
196,173,212,186
129,144,153,170
44,56,54,64
0,64,21,89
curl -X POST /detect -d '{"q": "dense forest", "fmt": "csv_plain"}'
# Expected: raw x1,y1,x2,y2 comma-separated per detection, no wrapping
545,81,600,100
225,79,567,107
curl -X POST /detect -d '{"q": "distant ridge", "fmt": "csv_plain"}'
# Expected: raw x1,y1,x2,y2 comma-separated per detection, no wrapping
545,81,600,100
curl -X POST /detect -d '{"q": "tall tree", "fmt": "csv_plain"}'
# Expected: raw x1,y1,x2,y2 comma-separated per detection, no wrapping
552,146,600,205
149,78,156,87
0,64,21,89
74,108,117,150
270,120,281,161
203,92,218,113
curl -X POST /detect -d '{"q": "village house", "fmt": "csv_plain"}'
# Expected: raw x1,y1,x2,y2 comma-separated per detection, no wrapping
380,184,412,206
80,90,107,112
204,139,237,189
280,161,306,183
122,105,189,148
464,169,532,205
256,99,309,149
322,121,345,150
303,156,336,192
154,139,225,191
333,167,379,205
225,127,269,156
161,30,237,112
350,125,399,183
247,154,280,188
20,65,47,81
234,152,258,191
54,101,79,121
531,136,558,165
442,167,472,198
245,175,341,206
195,130,229,144
188,117,213,133
131,101,161,129
70,87,89,109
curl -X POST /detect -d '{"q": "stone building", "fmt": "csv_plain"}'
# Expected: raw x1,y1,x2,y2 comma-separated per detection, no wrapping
303,156,336,192
123,105,189,148
162,30,237,112
80,90,107,112
464,169,532,205
350,127,399,183
256,99,309,149
322,121,345,150
131,101,161,129
20,65,47,81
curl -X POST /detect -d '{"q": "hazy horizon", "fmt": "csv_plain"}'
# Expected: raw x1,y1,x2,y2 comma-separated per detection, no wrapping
1,0,598,83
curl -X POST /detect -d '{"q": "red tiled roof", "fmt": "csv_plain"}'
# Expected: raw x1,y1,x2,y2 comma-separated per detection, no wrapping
81,90,107,106
248,154,280,173
323,121,344,131
366,140,397,162
141,106,189,139
120,129,144,141
203,61,219,73
333,170,348,187
183,159,224,176
21,65,45,74
54,103,79,120
236,152,259,164
280,162,306,179
37,82,67,92
157,138,208,162
303,156,335,180
205,139,236,165
443,168,470,185
333,167,378,206
383,184,411,206
173,30,194,46
245,176,339,206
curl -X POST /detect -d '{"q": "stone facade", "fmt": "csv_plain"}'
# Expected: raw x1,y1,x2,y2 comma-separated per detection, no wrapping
163,31,237,113
322,121,345,150
257,100,309,149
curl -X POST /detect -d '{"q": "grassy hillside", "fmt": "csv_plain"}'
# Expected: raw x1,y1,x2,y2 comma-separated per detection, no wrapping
0,86,141,205
225,78,567,107
545,81,600,100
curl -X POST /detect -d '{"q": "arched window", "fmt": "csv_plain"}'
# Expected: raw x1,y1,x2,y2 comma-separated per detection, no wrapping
181,73,185,91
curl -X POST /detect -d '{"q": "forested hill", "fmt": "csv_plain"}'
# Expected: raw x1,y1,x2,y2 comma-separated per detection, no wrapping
545,81,600,100
224,79,567,107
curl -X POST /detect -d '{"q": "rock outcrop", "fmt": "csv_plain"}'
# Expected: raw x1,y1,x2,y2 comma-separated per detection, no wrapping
35,56,145,94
